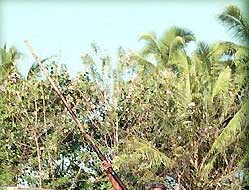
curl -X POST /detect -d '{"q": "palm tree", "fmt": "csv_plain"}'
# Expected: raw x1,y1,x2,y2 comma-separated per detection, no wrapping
192,5,249,188
133,26,195,75
218,5,249,82
114,13,248,187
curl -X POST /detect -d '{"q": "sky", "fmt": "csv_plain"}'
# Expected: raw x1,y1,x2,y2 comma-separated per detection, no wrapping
0,0,244,76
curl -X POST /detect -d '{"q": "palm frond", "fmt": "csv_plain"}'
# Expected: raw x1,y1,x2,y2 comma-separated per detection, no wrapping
200,100,249,178
113,137,174,171
211,67,231,101
211,41,242,59
27,63,40,80
194,42,212,74
210,100,249,154
130,51,156,71
27,57,52,80
218,5,249,41
200,156,217,180
161,26,196,46
138,33,161,56
196,42,211,60
0,46,20,79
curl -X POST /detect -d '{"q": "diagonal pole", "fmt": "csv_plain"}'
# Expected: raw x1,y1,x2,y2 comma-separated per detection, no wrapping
24,40,127,190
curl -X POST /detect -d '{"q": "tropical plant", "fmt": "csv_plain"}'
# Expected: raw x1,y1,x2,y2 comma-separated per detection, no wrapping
218,5,249,189
0,4,248,190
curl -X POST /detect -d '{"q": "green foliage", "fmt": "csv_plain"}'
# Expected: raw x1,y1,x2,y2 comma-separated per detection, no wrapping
0,165,16,186
218,5,249,42
211,66,231,101
0,4,248,190
113,137,174,186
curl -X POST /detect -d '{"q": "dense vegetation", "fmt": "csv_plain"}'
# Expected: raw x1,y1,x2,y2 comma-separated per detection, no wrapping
0,5,248,190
